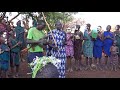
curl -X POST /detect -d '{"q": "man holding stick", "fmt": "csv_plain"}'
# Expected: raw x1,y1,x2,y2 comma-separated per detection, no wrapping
46,21,66,78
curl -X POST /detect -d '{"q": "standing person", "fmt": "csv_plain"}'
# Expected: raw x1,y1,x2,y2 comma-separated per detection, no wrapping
26,20,48,76
0,19,11,42
8,31,22,78
0,37,10,78
14,21,26,62
83,23,93,70
46,21,66,78
97,26,103,33
26,20,46,63
93,27,103,70
103,25,114,70
110,41,119,71
74,25,83,71
114,25,120,68
65,28,74,72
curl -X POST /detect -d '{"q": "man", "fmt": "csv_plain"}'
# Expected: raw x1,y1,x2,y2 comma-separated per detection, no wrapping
114,25,120,68
27,20,47,63
46,21,66,78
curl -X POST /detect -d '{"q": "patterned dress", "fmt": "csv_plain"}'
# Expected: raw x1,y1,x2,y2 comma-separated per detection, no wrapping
65,32,74,57
83,29,93,58
46,29,66,78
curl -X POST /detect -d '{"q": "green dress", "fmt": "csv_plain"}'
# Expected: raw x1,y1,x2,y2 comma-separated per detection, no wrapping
83,29,93,58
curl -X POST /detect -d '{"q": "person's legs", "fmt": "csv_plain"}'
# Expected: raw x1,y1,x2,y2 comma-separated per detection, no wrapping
66,56,70,72
69,57,73,72
15,65,19,77
2,62,9,78
105,56,108,70
85,57,89,70
98,58,103,70
118,55,120,68
58,58,66,78
89,58,93,70
78,55,83,71
10,53,15,77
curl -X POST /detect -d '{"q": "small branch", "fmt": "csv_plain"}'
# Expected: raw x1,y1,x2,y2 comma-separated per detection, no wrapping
9,12,21,23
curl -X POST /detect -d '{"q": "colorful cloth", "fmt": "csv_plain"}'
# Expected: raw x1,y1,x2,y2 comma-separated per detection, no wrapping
0,44,10,71
46,29,66,78
83,30,93,58
103,31,114,56
91,29,98,38
27,27,45,52
93,37,103,58
65,32,74,57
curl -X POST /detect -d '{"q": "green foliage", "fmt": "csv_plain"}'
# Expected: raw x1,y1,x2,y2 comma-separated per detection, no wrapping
0,12,78,32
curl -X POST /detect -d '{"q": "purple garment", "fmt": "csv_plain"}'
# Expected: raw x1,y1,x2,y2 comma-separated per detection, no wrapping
65,33,74,57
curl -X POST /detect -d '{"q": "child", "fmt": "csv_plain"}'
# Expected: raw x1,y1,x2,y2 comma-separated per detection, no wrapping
0,37,10,78
8,31,22,78
110,41,119,71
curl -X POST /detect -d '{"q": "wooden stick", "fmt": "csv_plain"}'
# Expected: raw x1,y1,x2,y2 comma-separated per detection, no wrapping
41,12,57,47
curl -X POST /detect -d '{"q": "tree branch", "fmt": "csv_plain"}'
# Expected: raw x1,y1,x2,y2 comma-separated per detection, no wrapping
9,12,21,23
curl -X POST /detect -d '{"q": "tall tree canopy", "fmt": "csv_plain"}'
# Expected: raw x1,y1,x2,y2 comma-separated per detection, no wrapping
0,12,78,31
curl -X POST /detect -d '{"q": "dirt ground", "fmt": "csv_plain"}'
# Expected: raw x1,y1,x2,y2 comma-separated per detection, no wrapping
15,54,120,78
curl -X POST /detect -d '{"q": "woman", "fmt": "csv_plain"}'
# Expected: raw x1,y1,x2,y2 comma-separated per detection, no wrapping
65,28,74,72
83,24,93,70
74,25,83,71
93,28,103,70
103,25,114,70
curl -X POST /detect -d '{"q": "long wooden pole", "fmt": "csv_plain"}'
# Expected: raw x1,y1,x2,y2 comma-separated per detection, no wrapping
41,12,57,47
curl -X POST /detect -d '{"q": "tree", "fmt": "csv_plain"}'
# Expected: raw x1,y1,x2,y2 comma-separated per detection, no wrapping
0,12,78,32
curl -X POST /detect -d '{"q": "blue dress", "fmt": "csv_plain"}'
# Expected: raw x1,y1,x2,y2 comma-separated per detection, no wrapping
0,44,10,71
103,31,114,56
14,25,25,50
93,37,103,58
46,29,66,78
9,37,21,66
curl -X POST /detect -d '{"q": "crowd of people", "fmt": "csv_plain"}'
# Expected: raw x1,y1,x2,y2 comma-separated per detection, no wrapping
0,16,120,78
66,24,120,73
